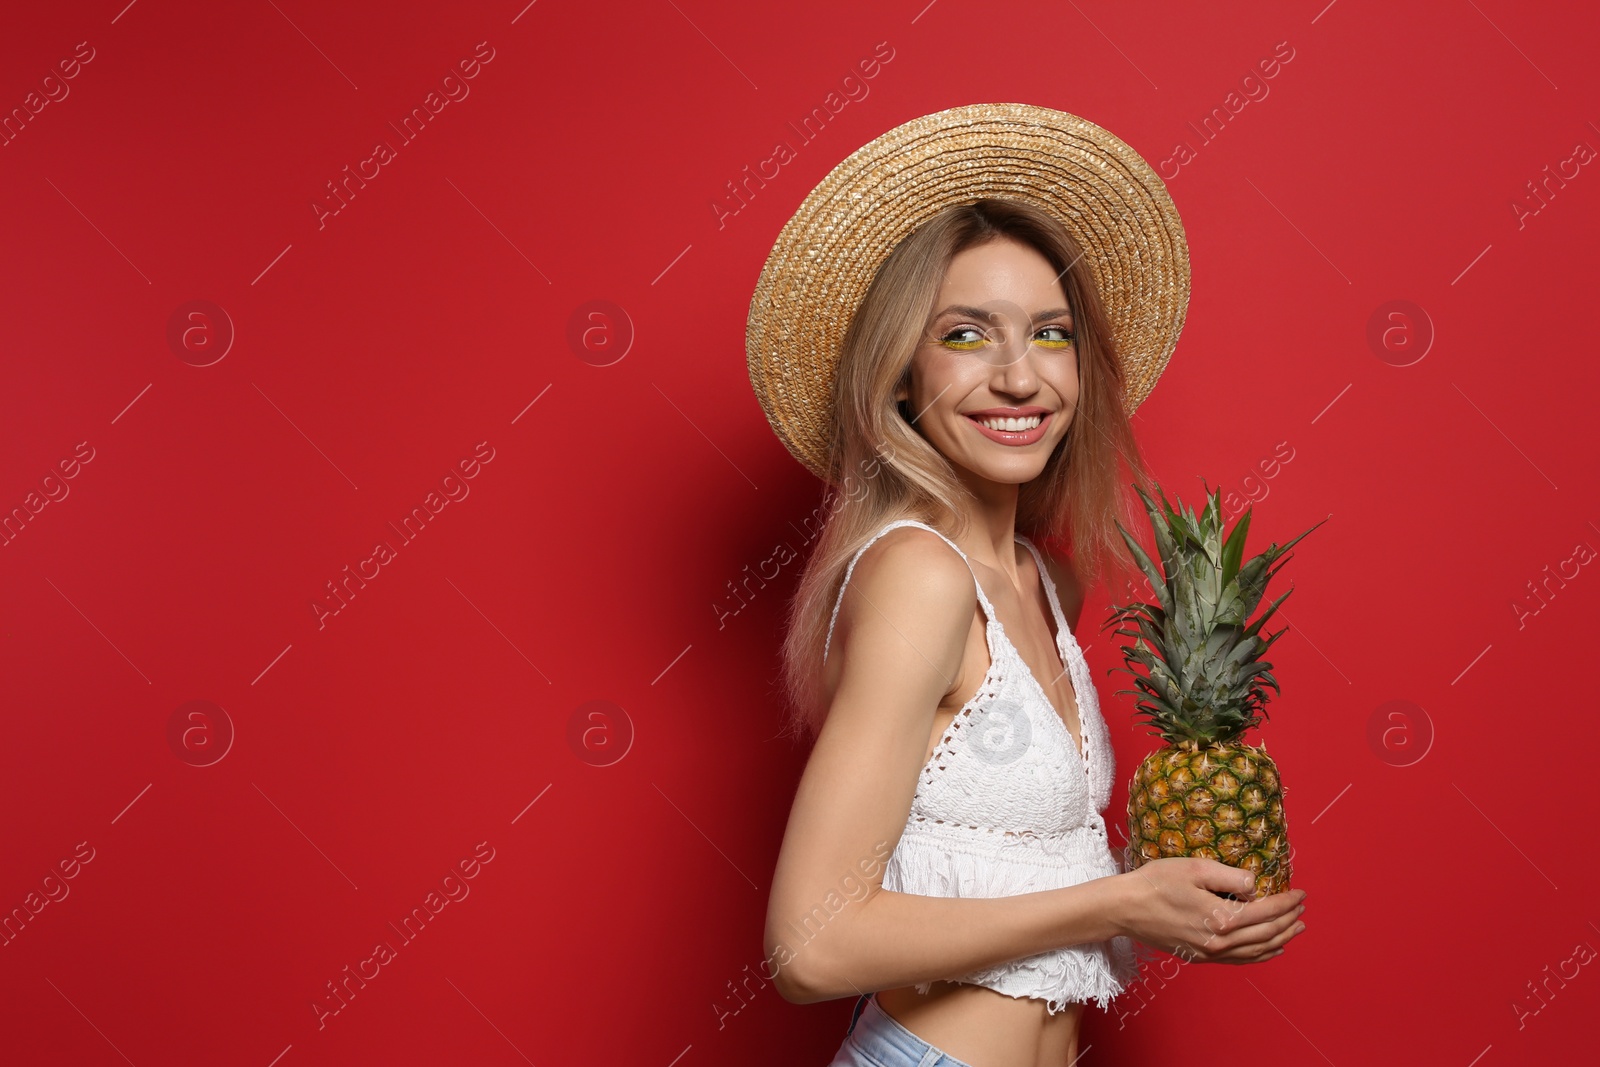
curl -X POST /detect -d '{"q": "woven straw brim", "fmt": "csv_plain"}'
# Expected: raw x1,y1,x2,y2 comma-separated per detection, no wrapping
746,102,1190,483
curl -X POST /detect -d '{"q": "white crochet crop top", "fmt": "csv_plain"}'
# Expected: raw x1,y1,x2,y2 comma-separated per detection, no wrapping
824,519,1145,1013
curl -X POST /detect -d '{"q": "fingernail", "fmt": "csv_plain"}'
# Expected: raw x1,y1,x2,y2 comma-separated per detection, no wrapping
1294,922,1306,933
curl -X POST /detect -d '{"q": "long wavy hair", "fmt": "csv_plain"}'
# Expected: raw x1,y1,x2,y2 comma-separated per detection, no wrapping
776,197,1159,744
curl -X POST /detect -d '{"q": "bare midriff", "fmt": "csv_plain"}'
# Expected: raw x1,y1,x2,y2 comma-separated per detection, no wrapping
875,982,1085,1067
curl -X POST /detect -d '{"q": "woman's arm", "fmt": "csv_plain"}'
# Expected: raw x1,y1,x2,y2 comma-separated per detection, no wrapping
777,878,1126,1004
764,528,1306,1003
764,531,1011,1004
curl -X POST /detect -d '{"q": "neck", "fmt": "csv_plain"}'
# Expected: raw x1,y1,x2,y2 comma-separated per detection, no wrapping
949,466,1023,579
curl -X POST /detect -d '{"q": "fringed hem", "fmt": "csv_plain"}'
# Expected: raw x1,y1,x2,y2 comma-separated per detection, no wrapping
885,821,1136,1013
910,932,1141,1015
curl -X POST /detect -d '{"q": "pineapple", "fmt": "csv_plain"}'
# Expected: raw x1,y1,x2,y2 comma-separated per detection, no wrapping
1101,482,1324,900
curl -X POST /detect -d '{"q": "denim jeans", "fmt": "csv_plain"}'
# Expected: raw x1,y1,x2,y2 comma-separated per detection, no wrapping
826,993,977,1067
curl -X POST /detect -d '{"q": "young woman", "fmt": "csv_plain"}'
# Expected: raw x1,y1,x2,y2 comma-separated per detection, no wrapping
747,106,1307,1067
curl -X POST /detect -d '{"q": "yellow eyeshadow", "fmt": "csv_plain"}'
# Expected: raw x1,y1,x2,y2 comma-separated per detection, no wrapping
940,337,1073,350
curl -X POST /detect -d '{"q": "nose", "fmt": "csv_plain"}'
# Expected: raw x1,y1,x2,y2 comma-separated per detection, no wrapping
988,329,1043,397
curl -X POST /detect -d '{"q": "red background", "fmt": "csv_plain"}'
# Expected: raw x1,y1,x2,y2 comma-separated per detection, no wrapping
2,1,1595,1064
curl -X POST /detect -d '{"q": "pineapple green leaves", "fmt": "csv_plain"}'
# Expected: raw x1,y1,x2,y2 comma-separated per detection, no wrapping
1101,482,1326,746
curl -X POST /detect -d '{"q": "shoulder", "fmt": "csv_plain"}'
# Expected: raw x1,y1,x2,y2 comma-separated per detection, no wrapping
831,525,976,673
840,525,976,620
821,525,975,727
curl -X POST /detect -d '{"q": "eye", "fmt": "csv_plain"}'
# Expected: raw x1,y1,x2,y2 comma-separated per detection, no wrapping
934,324,1076,351
938,326,988,350
1035,325,1075,349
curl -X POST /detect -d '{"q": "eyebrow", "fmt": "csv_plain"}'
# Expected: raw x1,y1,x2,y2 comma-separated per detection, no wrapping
933,304,1073,323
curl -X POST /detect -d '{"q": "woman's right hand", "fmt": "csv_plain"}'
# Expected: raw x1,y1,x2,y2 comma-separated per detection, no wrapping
1111,857,1307,965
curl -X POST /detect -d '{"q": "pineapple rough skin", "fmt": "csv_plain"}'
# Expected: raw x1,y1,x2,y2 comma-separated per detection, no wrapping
1126,738,1292,900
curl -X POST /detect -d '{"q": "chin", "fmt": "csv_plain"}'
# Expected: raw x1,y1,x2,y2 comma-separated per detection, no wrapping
962,455,1051,485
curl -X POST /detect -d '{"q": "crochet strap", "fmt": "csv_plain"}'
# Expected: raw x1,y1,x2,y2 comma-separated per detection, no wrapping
1014,534,1072,641
823,519,994,664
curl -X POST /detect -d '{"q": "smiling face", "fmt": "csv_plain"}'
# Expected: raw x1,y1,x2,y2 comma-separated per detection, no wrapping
894,236,1079,489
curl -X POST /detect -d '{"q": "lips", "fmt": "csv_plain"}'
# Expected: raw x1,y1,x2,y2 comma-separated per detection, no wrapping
962,406,1051,419
964,410,1052,446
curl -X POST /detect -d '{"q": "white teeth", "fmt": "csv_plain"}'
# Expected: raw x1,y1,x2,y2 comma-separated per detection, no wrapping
975,414,1042,431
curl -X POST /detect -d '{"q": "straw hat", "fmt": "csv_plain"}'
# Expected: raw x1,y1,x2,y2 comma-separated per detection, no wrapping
745,102,1190,483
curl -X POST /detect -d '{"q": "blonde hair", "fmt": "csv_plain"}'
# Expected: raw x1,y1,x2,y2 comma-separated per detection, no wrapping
776,197,1157,744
